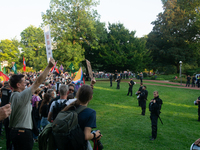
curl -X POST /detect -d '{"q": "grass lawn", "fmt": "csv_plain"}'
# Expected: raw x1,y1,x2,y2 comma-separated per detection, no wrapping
0,81,199,150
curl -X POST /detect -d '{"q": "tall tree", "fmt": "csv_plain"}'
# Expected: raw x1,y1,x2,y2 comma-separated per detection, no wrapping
0,39,20,67
20,25,47,71
147,0,200,73
96,23,150,72
42,0,99,70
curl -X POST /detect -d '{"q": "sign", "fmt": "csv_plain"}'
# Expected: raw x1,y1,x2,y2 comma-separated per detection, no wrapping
44,25,53,63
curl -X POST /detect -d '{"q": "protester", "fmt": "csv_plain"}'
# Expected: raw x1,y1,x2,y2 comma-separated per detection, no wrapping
62,85,102,149
0,104,11,121
39,93,51,129
9,57,55,150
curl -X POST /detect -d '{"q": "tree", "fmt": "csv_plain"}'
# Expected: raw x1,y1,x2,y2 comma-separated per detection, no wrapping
20,25,47,71
42,0,99,70
147,0,200,73
95,23,150,72
0,39,20,67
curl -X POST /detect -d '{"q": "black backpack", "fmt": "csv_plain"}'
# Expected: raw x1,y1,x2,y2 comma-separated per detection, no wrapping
52,106,87,150
52,100,68,120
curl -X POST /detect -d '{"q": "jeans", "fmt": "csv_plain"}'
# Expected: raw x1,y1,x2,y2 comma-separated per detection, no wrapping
41,117,50,128
10,128,33,150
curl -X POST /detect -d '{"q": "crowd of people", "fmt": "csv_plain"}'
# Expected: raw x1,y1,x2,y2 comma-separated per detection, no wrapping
0,58,102,150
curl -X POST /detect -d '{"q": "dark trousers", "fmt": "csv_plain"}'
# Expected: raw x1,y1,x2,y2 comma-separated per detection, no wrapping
117,82,120,89
10,128,33,150
127,87,132,96
198,104,200,121
4,118,11,150
140,101,146,115
138,99,141,106
110,80,112,87
150,114,158,139
186,81,190,87
140,78,143,83
192,82,195,87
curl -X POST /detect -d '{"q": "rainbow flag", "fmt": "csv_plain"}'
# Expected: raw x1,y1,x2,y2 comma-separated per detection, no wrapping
0,71,9,82
72,67,84,84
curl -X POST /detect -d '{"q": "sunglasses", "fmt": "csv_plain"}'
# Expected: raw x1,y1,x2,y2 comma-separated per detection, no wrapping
69,89,74,92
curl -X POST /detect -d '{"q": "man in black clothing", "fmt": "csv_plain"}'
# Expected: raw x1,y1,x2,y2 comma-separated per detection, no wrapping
127,78,134,96
116,74,121,89
1,82,12,150
138,86,148,115
192,75,196,87
109,74,113,87
136,83,143,106
186,75,191,87
149,91,163,141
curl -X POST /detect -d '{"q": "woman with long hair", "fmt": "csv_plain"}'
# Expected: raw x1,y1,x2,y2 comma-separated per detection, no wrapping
39,93,51,129
62,84,102,149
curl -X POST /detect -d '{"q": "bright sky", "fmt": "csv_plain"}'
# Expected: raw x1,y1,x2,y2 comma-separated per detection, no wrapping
0,0,163,41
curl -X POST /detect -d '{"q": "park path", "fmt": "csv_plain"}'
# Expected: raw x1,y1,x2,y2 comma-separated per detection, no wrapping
114,78,200,90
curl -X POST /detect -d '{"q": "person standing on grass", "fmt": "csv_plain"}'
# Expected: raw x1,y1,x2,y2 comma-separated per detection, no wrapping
139,72,143,84
127,78,134,96
138,86,148,115
186,75,191,87
116,74,121,89
192,75,196,87
9,58,55,150
149,91,163,141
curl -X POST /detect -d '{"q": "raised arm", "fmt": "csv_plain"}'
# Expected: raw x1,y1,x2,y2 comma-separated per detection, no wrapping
31,58,55,94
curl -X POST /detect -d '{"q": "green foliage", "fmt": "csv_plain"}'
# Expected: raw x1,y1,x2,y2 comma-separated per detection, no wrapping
0,39,20,66
95,23,150,72
143,72,148,78
147,0,200,73
20,25,47,71
186,70,196,76
42,0,99,70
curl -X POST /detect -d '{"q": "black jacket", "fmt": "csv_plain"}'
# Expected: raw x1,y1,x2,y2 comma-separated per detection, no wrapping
149,96,163,115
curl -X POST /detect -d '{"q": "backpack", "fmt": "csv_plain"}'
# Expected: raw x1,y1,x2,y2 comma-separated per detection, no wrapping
52,106,87,150
38,123,57,150
52,100,68,120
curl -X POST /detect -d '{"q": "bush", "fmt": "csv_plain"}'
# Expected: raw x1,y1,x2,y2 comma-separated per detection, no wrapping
186,69,196,76
143,73,148,78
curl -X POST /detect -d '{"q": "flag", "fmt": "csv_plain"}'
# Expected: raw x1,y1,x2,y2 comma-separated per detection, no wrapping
23,56,26,71
0,71,9,82
72,67,83,84
50,61,57,72
59,64,64,71
55,67,59,74
69,63,75,72
12,63,17,74
3,67,6,74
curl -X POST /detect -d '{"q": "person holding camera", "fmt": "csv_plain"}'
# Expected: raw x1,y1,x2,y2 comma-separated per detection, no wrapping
127,78,134,96
195,96,200,121
138,86,148,115
9,58,55,150
149,91,163,141
116,74,121,89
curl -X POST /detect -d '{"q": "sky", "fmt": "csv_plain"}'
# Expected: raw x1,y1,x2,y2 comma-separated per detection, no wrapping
0,0,163,41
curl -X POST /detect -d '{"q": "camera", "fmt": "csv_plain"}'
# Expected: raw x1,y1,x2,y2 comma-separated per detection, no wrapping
91,130,103,150
194,100,198,105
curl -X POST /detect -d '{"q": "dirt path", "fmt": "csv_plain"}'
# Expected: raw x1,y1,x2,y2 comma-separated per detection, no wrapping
128,79,200,90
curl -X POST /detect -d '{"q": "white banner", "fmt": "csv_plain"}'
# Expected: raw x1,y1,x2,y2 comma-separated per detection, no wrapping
44,25,53,63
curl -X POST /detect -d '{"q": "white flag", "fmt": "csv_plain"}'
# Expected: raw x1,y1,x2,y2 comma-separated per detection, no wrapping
44,25,53,63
